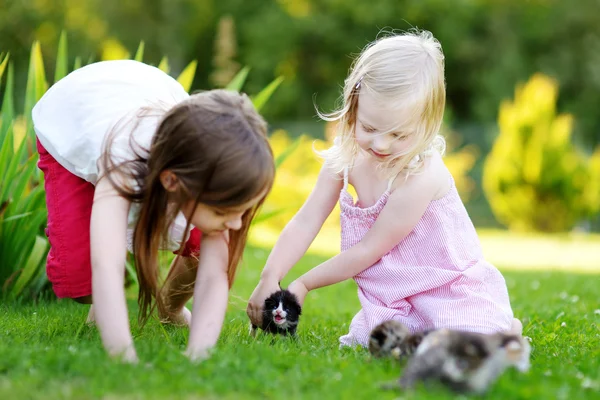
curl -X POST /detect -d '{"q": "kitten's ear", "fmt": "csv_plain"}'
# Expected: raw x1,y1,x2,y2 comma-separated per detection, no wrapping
370,329,387,347
291,298,302,315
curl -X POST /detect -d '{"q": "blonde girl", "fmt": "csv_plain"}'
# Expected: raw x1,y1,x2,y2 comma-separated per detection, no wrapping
247,30,521,347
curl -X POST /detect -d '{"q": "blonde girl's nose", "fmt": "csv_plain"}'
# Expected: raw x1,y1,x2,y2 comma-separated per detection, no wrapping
373,134,391,151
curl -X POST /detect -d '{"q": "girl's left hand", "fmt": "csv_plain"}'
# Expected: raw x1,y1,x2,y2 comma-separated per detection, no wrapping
184,346,211,363
287,279,309,307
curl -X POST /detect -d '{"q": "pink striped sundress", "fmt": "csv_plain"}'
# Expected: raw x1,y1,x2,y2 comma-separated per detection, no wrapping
338,166,514,347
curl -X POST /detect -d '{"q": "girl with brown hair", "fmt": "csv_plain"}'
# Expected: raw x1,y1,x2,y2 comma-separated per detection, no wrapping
33,60,274,362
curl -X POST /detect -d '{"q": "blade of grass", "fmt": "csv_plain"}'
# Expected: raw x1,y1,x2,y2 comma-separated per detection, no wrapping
251,76,284,112
225,66,250,91
275,135,302,168
157,56,170,74
0,53,8,81
54,31,68,82
73,56,82,71
9,235,48,298
176,60,197,93
134,41,145,62
0,62,14,147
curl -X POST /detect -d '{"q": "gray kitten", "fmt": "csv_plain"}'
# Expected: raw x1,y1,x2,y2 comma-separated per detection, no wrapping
369,320,429,359
390,328,531,394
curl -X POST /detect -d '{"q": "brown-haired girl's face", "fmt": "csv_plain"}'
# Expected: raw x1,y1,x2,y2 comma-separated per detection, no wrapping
182,189,268,235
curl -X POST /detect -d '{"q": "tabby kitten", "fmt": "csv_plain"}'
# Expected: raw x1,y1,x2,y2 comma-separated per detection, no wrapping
369,320,428,359
393,328,531,394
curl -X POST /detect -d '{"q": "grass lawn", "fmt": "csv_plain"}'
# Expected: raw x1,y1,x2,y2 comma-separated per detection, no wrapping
1,246,599,400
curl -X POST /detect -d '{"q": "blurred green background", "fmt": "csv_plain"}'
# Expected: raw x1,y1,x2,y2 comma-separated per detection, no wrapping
1,0,600,301
3,0,599,228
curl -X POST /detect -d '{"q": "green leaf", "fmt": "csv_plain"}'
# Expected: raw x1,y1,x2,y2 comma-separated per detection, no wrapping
251,76,284,112
251,207,288,225
9,235,48,298
0,128,30,201
225,66,250,91
0,53,9,82
157,56,170,74
0,62,14,147
134,41,145,62
2,212,33,223
125,259,139,286
0,123,15,196
23,41,48,141
4,151,37,204
54,31,68,82
73,56,82,71
275,135,302,168
176,60,197,93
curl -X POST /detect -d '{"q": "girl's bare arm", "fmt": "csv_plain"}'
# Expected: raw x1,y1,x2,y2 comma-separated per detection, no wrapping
185,231,230,361
246,163,342,325
261,163,342,281
90,176,137,362
289,164,440,303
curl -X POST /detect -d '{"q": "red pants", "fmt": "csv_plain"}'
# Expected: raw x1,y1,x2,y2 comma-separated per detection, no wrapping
36,138,201,299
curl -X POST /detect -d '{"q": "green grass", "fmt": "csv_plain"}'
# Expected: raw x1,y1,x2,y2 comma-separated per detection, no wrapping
1,247,599,400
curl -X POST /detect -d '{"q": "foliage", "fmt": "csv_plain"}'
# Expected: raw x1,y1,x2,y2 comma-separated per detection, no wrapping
2,1,600,147
0,48,49,301
483,73,600,233
1,245,600,399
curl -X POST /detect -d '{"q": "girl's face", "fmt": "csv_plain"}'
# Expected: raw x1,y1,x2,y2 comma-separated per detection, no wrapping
183,191,266,235
354,91,415,161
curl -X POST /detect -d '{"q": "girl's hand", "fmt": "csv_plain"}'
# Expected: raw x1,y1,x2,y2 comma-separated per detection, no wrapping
111,344,139,364
247,277,281,326
287,279,309,307
184,346,211,363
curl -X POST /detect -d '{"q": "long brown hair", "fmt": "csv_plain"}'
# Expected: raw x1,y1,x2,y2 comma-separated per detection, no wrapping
102,90,274,325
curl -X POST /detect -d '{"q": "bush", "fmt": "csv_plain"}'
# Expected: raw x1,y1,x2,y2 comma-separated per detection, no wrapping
483,73,600,233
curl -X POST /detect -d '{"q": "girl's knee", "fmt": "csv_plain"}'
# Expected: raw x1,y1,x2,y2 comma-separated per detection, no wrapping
509,318,523,336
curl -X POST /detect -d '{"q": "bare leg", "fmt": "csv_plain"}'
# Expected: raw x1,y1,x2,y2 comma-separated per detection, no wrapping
72,295,95,325
86,305,95,324
158,255,198,326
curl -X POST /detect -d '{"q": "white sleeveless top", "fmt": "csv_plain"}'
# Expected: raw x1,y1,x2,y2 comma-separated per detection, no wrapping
32,60,192,252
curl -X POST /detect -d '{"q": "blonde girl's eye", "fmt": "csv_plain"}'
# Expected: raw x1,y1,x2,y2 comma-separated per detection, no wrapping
393,132,409,141
361,123,376,133
214,209,227,217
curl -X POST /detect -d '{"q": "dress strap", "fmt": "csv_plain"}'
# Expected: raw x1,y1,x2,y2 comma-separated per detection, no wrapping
387,172,400,192
343,166,349,190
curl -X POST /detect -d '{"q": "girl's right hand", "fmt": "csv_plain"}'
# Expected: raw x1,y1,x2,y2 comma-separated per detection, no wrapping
246,277,281,326
110,344,139,364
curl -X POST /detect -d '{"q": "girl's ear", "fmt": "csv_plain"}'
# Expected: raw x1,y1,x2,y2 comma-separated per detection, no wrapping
159,170,179,192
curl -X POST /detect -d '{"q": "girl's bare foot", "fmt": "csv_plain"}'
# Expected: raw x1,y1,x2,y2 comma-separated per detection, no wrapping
510,318,523,336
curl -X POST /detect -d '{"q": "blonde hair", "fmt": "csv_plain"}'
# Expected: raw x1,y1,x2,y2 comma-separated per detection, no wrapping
316,29,446,179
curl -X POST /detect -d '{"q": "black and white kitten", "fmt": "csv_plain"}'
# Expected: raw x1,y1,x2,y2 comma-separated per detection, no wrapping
250,289,302,336
390,328,531,394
